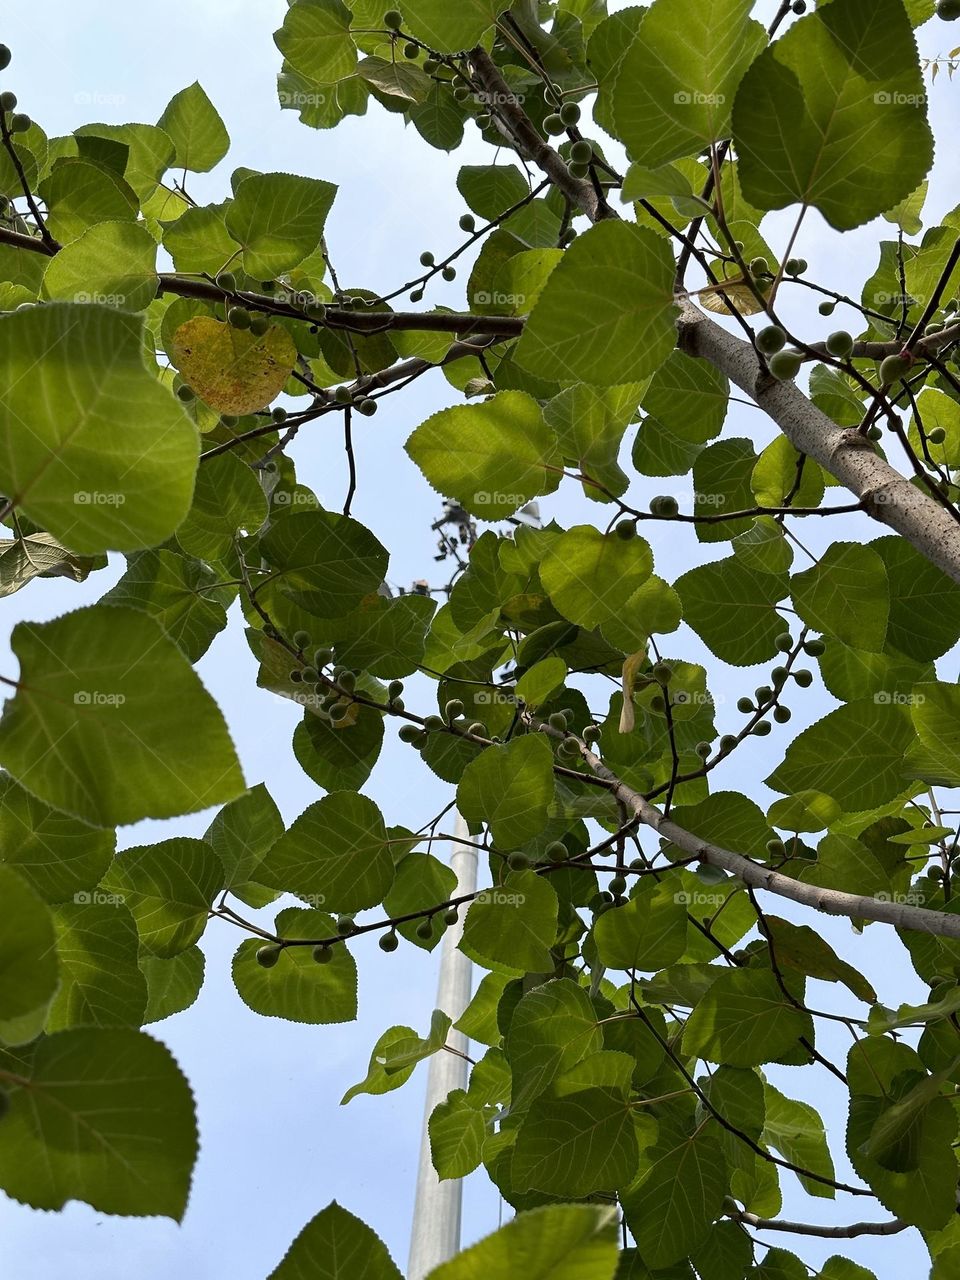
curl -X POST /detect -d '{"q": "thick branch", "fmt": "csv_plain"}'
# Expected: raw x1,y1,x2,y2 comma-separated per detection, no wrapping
726,1208,908,1239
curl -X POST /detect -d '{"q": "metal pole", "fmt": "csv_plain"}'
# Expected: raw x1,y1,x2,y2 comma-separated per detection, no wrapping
407,811,478,1280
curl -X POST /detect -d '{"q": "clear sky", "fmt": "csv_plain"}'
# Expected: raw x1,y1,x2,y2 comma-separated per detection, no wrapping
0,2,958,1277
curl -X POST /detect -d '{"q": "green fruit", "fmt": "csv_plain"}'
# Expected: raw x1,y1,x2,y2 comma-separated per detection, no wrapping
271,406,288,423
293,630,311,649
384,9,403,29
774,632,792,652
867,425,883,441
559,227,578,247
458,213,476,232
802,638,825,657
356,398,378,416
250,315,270,337
420,250,435,267
695,741,712,759
313,944,333,964
929,426,947,444
476,113,491,129
289,669,303,683
650,494,679,517
454,85,471,103
548,712,568,731
404,42,420,58
424,714,445,732
328,702,349,722
768,349,803,380
466,722,485,736
337,914,356,934
388,680,404,700
399,724,421,744
766,838,787,857
937,0,960,17
818,300,835,316
545,841,568,861
719,734,737,753
227,306,251,329
749,256,769,275
793,0,807,11
256,944,283,968
441,266,456,281
794,668,814,688
568,161,589,179
416,918,434,940
560,102,581,125
443,908,459,926
569,139,593,164
445,698,464,720
753,720,772,736
176,384,196,402
0,46,11,70
314,648,334,668
755,685,773,704
379,930,400,952
410,288,424,302
423,58,439,74
0,91,17,112
609,874,627,896
771,666,788,687
306,301,327,321
508,852,531,871
773,705,792,724
337,670,356,692
785,257,805,276
615,518,636,540
756,325,786,355
825,330,854,359
582,724,600,742
653,661,673,684
335,385,353,404
737,696,754,714
216,271,237,291
650,694,666,713
544,113,565,135
10,113,31,134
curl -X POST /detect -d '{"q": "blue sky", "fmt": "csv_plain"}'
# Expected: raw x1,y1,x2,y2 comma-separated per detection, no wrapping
1,2,959,1276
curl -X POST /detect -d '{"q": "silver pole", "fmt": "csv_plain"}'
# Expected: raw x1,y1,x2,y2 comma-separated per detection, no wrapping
407,811,478,1280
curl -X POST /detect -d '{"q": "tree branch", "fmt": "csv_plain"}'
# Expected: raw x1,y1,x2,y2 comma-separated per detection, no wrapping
726,1208,909,1239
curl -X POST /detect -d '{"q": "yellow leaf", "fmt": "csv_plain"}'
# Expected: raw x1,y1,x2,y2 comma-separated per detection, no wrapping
696,276,766,317
170,316,297,414
619,649,648,734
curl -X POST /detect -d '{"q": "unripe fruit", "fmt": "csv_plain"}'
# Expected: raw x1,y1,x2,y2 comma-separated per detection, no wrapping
416,918,434,940
771,665,788,687
328,702,349,722
937,0,960,17
582,724,600,742
0,46,11,71
271,406,288,424
314,648,334,668
176,384,196,402
454,86,471,103
379,930,399,952
755,685,773,704
768,349,803,380
256,944,282,968
466,722,485,736
399,724,422,744
404,42,419,58
695,741,711,759
445,698,464,720
650,494,679,517
803,637,825,657
559,227,578,247
793,0,807,12
356,398,378,416
545,841,568,861
756,325,786,355
293,630,311,649
313,944,333,964
737,696,754,714
476,112,492,128
508,851,531,870
719,734,737,752
216,271,237,291
766,838,786,857
459,213,476,232
615,518,636,540
773,705,792,723
785,257,806,276
0,91,17,112
929,426,947,444
774,632,792,652
650,694,666,713
443,907,459,926
250,315,270,337
825,330,854,359
227,306,251,329
335,385,353,404
653,661,673,684
749,256,769,276
794,668,814,688
388,680,404,700
337,914,356,934
409,288,424,302
337,670,356,692
9,112,30,134
544,113,565,135
423,58,439,74
424,714,445,732
568,161,589,179
384,9,403,30
569,139,593,165
289,669,303,683
818,300,835,316
441,266,456,281
307,301,327,321
560,102,581,125
753,720,772,736
420,250,435,267
609,874,627,896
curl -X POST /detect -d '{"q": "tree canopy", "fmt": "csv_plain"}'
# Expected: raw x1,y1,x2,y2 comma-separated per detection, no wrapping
3,1,960,1276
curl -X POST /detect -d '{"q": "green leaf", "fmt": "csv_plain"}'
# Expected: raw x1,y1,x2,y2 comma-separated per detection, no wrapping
101,837,224,958
161,200,240,274
682,968,812,1067
269,1202,402,1280
0,606,244,826
515,222,678,386
430,1089,486,1179
399,1,503,54
232,907,357,1024
873,535,960,662
0,1028,197,1219
752,435,825,509
260,791,394,911
274,0,357,85
732,0,934,229
0,865,59,1027
460,871,559,975
457,736,555,848
176,453,268,561
541,526,653,629
142,948,205,1024
99,549,233,662
294,705,385,795
764,916,876,1004
0,773,115,903
623,1132,727,1268
762,1081,836,1199
792,542,889,652
765,698,915,811
0,531,103,599
512,1086,638,1196
424,1204,620,1280
341,1024,420,1105
383,851,457,952
46,900,147,1031
42,220,158,312
693,438,759,543
157,81,229,172
593,878,688,971
406,392,561,521
456,971,510,1047
37,158,138,244
225,172,337,277
676,555,788,665
505,978,603,1111
544,382,645,502
905,681,960,788
611,0,766,167
0,305,198,553
260,510,388,618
